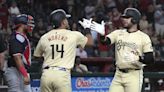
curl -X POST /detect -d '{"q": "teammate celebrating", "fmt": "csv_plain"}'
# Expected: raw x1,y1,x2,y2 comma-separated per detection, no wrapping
88,8,154,92
4,14,35,92
33,9,93,92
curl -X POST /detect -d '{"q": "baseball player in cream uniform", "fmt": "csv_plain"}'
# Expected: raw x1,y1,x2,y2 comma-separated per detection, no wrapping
33,9,93,92
86,8,154,92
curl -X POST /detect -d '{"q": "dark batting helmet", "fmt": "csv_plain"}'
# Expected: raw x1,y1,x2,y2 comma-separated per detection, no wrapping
121,8,141,24
49,9,71,28
14,14,35,32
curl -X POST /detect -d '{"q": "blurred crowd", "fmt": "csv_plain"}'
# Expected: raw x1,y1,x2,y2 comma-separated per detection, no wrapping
0,0,164,67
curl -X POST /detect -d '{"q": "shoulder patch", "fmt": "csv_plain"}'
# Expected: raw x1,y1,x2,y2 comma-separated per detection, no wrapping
16,34,25,43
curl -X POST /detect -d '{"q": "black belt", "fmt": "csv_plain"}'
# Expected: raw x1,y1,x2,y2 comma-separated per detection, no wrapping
44,66,68,71
118,68,140,73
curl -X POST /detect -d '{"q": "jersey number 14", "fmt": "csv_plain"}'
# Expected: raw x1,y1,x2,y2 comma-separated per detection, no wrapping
51,44,64,59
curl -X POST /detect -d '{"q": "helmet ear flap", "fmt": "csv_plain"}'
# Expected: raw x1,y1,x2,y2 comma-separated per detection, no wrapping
131,18,137,24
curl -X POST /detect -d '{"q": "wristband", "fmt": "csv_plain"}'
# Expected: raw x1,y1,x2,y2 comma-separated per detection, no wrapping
19,66,28,77
81,28,91,35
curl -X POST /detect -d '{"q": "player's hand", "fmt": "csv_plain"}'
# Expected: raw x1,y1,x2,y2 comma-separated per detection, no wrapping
24,76,30,85
90,21,105,35
79,18,92,29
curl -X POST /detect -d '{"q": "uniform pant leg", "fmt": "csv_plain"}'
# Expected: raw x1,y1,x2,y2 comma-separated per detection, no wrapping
24,84,32,92
4,67,23,92
24,73,32,92
109,70,124,92
40,70,53,92
125,70,143,92
40,69,72,92
53,70,72,92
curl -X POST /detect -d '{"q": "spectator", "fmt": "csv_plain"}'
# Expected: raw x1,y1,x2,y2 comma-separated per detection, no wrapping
146,4,155,24
76,45,88,58
111,7,122,29
0,1,9,31
32,18,47,47
71,22,78,31
8,2,20,16
155,37,164,61
84,2,96,19
72,56,90,73
154,4,164,37
8,1,20,28
139,13,149,33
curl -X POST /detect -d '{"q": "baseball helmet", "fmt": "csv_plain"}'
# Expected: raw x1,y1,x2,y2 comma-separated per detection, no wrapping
49,9,71,28
121,8,141,24
14,14,35,32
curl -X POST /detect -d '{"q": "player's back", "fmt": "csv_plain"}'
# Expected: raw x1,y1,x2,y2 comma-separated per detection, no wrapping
38,29,87,69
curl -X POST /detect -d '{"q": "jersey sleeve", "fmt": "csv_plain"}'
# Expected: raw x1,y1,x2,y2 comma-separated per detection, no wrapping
142,35,153,53
75,31,88,48
106,30,118,44
33,37,44,57
9,35,25,55
0,36,6,53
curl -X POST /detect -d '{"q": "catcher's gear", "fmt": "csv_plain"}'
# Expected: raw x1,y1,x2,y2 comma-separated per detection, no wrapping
121,8,141,24
14,14,35,32
49,9,71,28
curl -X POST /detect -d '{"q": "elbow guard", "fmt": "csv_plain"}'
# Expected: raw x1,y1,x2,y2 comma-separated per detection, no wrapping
139,52,154,65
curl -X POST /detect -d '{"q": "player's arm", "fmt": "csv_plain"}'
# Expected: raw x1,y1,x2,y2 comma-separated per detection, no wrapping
33,37,44,62
139,36,154,65
83,28,93,46
139,52,154,65
78,18,93,46
13,54,29,84
10,35,30,85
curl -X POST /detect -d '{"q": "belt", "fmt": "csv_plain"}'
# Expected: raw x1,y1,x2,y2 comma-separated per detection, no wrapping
118,68,140,73
44,66,69,71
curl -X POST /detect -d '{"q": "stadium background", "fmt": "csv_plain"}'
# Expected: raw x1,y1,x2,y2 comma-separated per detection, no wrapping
0,0,164,92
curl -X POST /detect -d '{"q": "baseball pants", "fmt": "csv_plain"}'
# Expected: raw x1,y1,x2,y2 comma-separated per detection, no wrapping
4,67,32,92
109,69,143,92
41,67,71,92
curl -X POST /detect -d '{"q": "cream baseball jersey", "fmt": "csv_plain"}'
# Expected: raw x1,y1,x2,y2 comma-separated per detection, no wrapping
34,29,87,69
106,29,153,69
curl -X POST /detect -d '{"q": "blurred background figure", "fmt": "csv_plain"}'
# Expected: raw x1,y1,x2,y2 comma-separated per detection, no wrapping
139,13,149,33
72,56,91,73
8,1,20,29
76,45,88,58
154,4,164,37
0,0,9,32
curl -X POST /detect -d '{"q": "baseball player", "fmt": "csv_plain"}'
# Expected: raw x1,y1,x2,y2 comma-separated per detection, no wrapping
33,9,93,92
4,14,35,92
88,8,154,92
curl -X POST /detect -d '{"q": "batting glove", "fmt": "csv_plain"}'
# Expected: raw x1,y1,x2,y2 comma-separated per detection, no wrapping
90,21,105,35
79,18,92,29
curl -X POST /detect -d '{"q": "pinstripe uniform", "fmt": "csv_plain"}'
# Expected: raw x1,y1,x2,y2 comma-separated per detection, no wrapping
107,29,153,92
34,29,88,92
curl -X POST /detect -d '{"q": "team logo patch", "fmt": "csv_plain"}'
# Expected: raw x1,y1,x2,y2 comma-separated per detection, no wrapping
16,34,25,43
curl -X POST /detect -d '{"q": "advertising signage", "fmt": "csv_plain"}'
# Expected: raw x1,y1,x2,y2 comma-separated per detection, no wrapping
31,77,113,92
